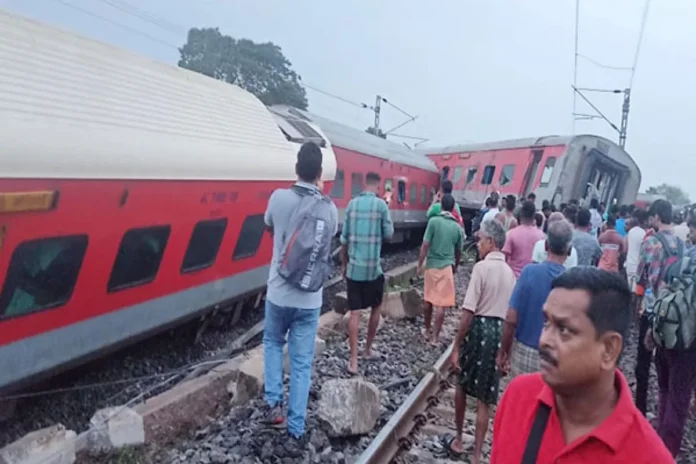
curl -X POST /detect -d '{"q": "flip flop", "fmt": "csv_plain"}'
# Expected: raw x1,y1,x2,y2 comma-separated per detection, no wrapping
346,363,359,376
440,433,465,460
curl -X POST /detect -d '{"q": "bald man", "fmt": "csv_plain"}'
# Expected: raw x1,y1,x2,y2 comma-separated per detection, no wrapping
531,212,579,268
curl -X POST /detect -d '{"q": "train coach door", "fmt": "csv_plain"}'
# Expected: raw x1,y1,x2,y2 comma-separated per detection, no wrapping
521,149,543,198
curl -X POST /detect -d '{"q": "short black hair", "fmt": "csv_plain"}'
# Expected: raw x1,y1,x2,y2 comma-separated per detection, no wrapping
366,172,380,184
296,142,322,182
520,200,536,220
559,202,568,211
505,194,516,212
619,205,629,217
606,214,616,228
569,199,579,206
486,196,496,207
527,192,537,200
590,198,599,209
442,194,455,212
534,211,545,228
649,199,672,225
576,208,591,228
633,208,649,226
552,267,632,343
442,180,453,194
563,205,578,224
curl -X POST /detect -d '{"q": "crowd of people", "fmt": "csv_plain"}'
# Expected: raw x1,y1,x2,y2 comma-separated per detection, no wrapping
260,142,694,462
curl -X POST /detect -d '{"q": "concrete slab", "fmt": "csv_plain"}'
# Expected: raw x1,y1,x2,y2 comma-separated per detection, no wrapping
87,407,144,452
0,424,76,464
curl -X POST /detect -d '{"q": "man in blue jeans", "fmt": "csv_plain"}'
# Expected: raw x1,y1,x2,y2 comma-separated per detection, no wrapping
263,142,338,442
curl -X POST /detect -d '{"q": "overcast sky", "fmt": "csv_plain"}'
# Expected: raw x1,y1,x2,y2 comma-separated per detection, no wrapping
3,0,694,199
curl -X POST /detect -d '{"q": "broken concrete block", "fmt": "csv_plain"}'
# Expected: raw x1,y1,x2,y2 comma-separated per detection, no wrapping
381,288,424,320
384,262,418,287
317,311,344,338
229,350,265,406
0,424,76,464
87,407,144,452
283,337,327,373
317,379,380,437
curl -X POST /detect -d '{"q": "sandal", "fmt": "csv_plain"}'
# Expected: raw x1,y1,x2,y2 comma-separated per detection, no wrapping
440,433,465,460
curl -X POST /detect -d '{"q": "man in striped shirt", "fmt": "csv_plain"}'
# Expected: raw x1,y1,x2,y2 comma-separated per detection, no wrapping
340,172,394,375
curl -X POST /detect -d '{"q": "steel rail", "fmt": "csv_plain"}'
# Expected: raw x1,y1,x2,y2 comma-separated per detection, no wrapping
355,342,454,464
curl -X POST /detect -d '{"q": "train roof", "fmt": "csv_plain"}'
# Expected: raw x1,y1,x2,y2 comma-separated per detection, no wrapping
0,10,334,181
272,106,438,173
419,135,574,155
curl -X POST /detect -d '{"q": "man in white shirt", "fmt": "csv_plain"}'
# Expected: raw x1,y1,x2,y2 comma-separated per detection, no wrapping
589,198,603,237
481,194,500,224
673,212,689,242
625,209,648,293
531,212,578,269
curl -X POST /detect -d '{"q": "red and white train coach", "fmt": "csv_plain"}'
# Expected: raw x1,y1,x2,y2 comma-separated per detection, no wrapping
0,11,440,393
270,106,441,242
423,135,641,212
0,11,340,393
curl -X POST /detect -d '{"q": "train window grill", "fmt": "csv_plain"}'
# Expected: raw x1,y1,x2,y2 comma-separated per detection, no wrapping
331,170,345,199
181,218,228,274
420,185,428,204
409,183,418,204
108,226,170,292
540,157,557,186
233,215,266,260
465,167,478,184
452,167,462,185
397,180,406,203
0,235,88,319
481,165,496,185
499,164,516,186
351,173,364,198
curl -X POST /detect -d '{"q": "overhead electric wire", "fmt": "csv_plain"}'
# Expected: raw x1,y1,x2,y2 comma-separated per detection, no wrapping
54,0,179,50
629,0,652,89
300,82,368,110
577,53,632,71
98,0,186,36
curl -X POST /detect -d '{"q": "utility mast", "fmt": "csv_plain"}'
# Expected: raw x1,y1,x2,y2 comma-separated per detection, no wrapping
373,95,382,133
618,88,631,148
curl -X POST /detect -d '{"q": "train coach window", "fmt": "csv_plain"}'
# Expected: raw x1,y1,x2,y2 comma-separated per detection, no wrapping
499,164,515,186
465,167,478,185
0,235,88,319
233,214,266,260
384,178,393,195
108,226,170,292
481,165,496,185
397,180,406,203
409,183,418,204
181,218,228,274
540,157,556,186
452,167,462,186
420,185,428,204
351,173,364,198
331,170,345,199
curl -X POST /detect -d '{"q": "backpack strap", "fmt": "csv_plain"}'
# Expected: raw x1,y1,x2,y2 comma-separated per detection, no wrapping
521,403,550,464
655,231,684,258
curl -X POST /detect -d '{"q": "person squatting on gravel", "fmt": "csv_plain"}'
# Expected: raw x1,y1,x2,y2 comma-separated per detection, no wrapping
417,194,463,345
490,267,673,463
445,219,516,464
262,142,338,440
497,218,573,377
340,172,394,376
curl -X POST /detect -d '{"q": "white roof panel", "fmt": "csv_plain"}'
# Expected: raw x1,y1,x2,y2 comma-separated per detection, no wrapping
0,10,336,181
419,135,574,155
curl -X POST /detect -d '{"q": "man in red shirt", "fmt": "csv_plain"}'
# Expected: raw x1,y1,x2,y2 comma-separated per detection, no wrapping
491,267,672,463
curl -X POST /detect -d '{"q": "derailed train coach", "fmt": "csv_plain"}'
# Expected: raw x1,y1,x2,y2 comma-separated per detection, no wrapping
422,135,642,215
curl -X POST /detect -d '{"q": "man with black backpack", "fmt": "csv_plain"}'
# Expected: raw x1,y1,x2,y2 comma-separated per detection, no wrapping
638,199,695,458
262,142,338,444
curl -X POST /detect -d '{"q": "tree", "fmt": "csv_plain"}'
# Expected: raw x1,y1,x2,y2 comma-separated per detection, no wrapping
178,28,308,109
365,126,387,139
645,183,691,206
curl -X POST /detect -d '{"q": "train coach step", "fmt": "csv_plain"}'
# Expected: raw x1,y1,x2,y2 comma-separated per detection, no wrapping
0,424,76,464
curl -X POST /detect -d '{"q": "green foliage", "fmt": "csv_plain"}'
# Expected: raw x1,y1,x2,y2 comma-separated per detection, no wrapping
178,28,308,109
645,183,691,206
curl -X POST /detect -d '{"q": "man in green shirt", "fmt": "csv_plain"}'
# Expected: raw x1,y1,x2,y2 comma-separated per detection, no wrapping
418,194,463,345
427,180,463,226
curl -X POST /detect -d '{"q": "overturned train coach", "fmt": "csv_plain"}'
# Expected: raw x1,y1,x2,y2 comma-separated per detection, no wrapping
0,11,439,394
422,135,641,231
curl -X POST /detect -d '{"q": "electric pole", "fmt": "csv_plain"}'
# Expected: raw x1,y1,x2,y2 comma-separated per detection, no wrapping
619,88,631,148
373,95,382,133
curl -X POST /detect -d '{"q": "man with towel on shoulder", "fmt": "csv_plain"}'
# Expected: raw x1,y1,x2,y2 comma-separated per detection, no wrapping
417,194,463,346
